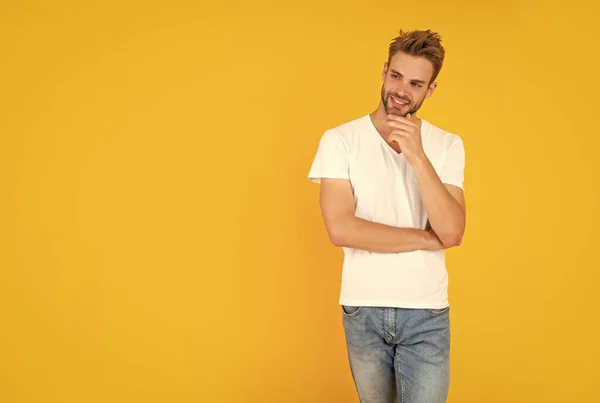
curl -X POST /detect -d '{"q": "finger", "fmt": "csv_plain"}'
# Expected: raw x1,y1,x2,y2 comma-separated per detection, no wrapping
389,131,408,140
386,114,417,127
388,133,406,145
386,114,414,125
386,120,414,132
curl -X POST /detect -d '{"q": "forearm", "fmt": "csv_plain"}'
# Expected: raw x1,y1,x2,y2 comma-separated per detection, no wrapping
330,216,436,253
412,156,465,246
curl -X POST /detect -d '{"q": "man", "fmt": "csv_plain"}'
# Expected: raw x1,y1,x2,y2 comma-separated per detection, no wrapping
307,29,466,403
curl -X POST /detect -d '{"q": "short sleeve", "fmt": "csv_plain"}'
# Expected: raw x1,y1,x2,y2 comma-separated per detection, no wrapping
440,136,465,189
307,129,350,184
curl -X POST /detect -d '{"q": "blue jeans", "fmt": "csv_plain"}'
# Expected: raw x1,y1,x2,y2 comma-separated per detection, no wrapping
341,305,451,403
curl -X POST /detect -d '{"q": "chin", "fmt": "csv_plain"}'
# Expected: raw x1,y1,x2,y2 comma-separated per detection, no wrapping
386,101,411,117
388,107,409,117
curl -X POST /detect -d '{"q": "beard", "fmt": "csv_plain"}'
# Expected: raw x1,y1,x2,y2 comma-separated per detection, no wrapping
380,85,424,117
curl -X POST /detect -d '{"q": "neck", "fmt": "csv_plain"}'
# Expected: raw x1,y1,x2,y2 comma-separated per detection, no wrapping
369,101,390,136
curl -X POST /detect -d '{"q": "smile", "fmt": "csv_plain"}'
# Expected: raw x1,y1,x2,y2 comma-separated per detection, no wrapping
390,96,409,106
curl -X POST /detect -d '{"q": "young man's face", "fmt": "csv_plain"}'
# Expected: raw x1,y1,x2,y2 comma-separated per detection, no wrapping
380,51,437,117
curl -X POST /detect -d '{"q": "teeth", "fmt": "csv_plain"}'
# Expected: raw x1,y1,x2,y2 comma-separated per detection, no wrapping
392,96,408,105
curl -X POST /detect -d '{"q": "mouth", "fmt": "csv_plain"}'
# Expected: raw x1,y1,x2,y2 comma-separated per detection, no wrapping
390,96,410,108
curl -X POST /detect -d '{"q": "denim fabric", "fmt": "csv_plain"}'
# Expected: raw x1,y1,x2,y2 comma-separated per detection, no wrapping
341,305,450,403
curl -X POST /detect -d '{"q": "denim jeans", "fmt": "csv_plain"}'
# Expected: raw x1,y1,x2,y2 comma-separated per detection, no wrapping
341,305,451,403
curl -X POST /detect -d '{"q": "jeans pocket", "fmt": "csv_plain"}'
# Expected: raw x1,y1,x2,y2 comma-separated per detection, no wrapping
341,305,362,317
427,306,450,316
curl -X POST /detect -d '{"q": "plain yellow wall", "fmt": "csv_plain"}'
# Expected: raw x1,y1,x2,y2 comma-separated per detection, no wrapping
2,1,599,402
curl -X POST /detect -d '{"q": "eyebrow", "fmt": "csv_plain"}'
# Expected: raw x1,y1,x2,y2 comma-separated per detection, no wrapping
390,69,427,84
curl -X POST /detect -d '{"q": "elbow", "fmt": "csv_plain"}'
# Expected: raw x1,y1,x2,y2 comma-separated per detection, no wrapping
439,220,466,248
327,221,353,248
329,230,348,247
440,232,463,248
331,238,345,248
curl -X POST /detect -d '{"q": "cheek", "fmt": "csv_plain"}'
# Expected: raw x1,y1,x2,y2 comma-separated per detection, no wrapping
384,88,395,99
413,88,428,101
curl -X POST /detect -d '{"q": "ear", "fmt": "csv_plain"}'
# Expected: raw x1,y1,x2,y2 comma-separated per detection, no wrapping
425,82,438,99
382,62,389,81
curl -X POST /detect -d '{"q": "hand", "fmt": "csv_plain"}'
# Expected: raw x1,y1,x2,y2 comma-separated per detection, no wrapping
384,113,426,165
425,229,445,251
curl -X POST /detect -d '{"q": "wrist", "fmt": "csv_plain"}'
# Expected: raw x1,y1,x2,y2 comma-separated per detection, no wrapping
412,152,431,172
423,229,443,251
423,230,435,250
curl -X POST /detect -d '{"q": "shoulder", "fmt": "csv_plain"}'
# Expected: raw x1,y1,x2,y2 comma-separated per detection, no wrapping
315,115,370,153
325,114,370,139
422,119,464,152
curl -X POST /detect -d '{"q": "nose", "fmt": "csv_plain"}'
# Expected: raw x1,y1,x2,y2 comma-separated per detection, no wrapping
395,82,412,98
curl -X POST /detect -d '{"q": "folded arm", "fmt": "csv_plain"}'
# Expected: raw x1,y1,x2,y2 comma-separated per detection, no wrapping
319,178,444,253
411,157,466,248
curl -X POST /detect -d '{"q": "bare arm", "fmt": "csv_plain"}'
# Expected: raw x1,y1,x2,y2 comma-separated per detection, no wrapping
319,178,443,253
384,114,467,249
412,157,466,248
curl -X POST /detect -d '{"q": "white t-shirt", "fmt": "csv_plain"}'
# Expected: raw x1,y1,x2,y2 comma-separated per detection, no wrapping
307,114,465,309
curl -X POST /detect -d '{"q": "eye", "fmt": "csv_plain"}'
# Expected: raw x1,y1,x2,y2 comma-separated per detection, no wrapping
391,74,400,79
412,82,423,88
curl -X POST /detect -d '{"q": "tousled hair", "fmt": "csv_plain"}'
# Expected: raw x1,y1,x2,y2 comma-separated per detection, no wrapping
388,29,445,84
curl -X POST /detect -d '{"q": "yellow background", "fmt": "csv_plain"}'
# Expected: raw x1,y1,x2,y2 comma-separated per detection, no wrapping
1,1,598,402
